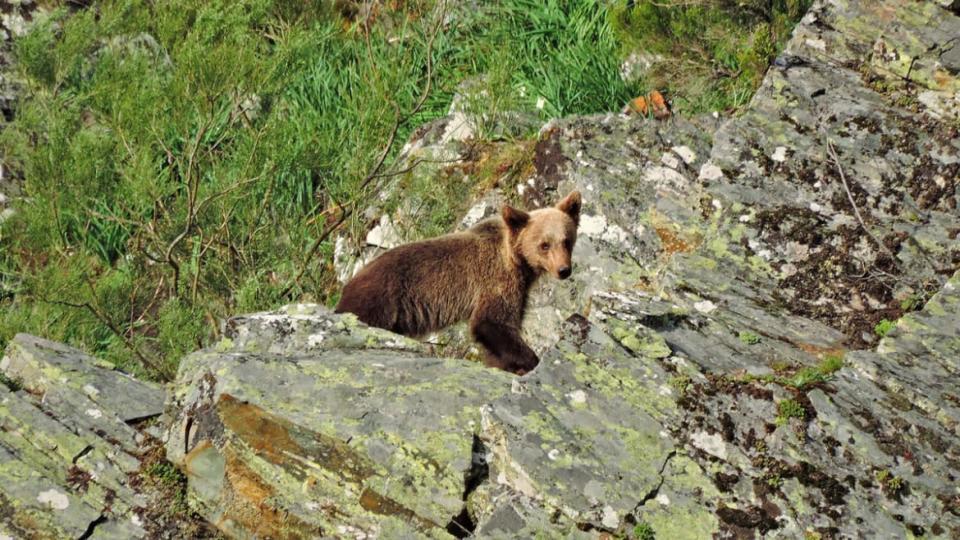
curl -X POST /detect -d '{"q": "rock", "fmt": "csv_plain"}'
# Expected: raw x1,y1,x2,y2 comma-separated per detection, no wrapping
166,306,517,538
0,334,166,538
619,51,663,84
2,334,165,422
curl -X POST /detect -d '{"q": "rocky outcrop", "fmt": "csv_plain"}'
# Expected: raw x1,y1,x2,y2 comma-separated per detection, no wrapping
163,1,960,538
0,334,166,538
2,0,958,538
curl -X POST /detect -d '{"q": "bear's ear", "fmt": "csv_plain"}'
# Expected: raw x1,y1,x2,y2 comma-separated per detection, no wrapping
502,205,530,233
556,191,581,223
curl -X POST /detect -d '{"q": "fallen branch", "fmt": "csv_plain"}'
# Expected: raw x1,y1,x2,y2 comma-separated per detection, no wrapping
825,141,901,268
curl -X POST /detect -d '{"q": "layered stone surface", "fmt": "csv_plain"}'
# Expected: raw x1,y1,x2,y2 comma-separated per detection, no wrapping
0,334,165,538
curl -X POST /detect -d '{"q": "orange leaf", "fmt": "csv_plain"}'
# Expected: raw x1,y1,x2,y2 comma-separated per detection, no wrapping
627,96,648,115
649,90,671,120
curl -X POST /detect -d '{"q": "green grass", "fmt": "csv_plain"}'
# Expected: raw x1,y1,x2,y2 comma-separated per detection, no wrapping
610,0,811,113
781,354,844,389
775,398,805,426
735,354,844,391
0,0,808,379
143,458,192,522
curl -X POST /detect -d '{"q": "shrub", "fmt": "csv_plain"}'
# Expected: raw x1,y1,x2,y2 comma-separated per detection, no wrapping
609,0,812,113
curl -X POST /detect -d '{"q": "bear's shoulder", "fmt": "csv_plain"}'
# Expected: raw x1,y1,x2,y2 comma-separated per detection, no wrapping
468,217,506,239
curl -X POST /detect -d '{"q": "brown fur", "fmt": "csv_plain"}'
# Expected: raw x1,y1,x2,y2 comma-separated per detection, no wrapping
335,191,581,374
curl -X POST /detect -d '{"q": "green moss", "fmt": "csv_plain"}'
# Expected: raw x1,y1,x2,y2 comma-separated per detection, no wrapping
874,469,906,497
765,474,783,488
611,324,671,359
214,338,235,353
874,319,896,337
738,331,761,345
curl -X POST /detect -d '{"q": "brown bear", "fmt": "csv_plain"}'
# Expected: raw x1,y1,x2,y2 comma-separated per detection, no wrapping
335,191,582,375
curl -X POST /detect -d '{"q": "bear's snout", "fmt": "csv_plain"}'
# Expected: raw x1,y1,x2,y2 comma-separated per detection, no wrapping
558,266,572,279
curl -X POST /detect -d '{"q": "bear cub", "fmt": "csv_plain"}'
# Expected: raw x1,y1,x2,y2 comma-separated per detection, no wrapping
335,191,581,375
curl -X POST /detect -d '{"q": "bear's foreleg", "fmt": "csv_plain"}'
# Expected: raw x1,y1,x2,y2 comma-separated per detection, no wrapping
470,304,539,375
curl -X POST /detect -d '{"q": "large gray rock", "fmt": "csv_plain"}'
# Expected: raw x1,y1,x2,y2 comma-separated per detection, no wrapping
0,334,166,539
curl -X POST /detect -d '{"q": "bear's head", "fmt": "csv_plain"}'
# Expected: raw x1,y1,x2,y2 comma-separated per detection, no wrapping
502,191,581,280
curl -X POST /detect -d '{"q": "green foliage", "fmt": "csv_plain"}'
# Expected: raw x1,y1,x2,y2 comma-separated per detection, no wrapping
874,319,896,337
0,1,445,378
738,330,761,345
145,460,184,487
609,0,812,113
456,0,641,119
775,398,805,426
818,354,844,375
782,354,844,389
899,294,922,312
633,522,656,540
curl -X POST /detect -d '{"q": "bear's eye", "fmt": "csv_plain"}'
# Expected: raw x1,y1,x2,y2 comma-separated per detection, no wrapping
539,242,550,252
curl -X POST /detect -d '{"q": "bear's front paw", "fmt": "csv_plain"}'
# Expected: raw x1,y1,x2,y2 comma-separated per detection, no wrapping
505,356,539,376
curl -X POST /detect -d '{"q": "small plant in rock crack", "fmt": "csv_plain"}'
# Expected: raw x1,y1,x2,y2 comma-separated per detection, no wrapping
738,331,761,345
875,469,906,498
783,355,844,390
736,354,845,392
899,293,923,312
0,372,22,392
144,460,190,514
874,319,896,338
145,460,185,487
632,522,656,540
775,399,805,426
765,474,783,488
669,374,692,397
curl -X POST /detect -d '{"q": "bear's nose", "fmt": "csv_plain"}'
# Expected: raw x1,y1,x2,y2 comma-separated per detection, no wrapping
558,266,571,279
